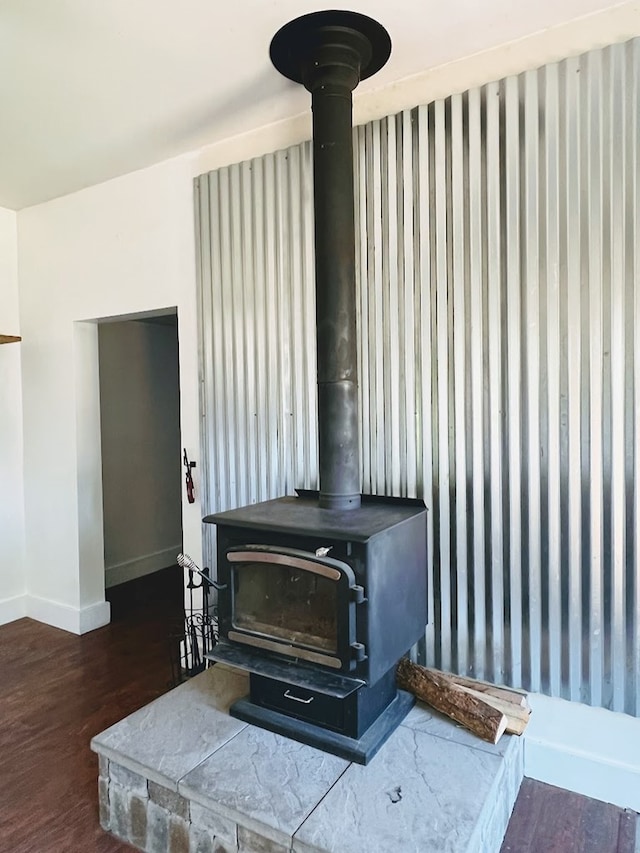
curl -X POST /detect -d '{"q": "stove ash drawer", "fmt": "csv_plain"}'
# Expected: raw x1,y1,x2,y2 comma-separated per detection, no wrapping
250,675,347,733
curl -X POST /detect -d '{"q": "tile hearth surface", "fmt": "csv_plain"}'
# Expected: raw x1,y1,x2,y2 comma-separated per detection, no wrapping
91,665,523,853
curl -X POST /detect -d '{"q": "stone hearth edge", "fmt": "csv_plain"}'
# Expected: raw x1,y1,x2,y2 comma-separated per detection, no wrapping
91,665,523,853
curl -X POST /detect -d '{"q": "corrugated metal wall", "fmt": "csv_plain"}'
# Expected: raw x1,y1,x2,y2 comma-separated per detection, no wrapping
195,145,319,549
195,37,640,714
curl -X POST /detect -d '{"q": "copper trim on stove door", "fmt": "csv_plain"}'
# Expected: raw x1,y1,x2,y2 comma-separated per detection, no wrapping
227,630,342,669
227,550,342,580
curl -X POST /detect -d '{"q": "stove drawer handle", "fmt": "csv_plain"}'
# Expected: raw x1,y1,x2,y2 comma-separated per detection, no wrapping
284,689,314,704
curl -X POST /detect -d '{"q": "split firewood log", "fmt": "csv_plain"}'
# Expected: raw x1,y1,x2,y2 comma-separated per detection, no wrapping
434,670,529,709
451,683,531,735
396,658,507,744
396,658,531,744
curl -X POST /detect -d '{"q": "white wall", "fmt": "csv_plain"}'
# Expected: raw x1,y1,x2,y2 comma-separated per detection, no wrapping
99,318,182,587
17,156,202,633
524,693,640,811
0,207,26,624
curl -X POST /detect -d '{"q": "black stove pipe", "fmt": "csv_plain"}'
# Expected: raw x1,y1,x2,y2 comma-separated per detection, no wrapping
270,12,391,511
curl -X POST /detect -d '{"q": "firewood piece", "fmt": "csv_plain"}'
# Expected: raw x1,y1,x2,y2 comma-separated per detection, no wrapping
426,668,529,709
405,664,532,735
396,658,508,745
452,684,531,735
447,675,527,707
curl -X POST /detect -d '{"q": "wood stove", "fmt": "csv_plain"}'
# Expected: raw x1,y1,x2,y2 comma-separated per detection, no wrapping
205,11,428,764
206,491,426,763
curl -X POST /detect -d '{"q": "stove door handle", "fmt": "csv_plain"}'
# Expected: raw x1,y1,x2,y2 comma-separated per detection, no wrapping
351,584,367,604
284,689,314,704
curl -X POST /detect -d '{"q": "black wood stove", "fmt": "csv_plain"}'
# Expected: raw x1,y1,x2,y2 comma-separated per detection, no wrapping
206,492,426,763
205,11,428,764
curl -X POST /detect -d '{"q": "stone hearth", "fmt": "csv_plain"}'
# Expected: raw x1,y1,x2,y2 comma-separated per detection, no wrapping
91,665,523,853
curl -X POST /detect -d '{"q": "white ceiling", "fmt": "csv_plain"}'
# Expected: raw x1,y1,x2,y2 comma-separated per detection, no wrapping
0,0,636,209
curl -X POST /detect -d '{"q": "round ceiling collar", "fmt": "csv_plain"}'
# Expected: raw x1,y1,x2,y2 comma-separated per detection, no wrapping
270,10,392,85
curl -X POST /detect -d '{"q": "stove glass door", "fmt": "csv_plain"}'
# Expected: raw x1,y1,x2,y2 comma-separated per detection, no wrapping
230,550,340,654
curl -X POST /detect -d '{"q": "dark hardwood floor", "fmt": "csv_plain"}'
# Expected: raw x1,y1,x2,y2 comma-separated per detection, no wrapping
501,778,637,853
0,568,637,852
0,566,184,853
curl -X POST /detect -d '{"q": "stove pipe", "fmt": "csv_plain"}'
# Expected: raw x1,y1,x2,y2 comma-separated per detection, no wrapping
270,12,391,511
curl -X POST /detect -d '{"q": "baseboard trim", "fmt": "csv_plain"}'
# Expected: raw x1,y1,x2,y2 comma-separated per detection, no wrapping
0,594,28,626
26,595,111,635
105,544,181,588
524,693,640,810
79,600,111,634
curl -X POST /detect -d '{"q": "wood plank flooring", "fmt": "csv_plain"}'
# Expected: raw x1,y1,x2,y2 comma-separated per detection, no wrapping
501,778,637,853
0,569,637,852
0,567,183,852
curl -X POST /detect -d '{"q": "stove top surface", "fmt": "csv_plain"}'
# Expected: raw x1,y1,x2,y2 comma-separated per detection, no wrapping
204,492,426,542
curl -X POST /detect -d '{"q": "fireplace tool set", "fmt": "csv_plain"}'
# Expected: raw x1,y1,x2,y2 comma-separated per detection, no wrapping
169,552,222,686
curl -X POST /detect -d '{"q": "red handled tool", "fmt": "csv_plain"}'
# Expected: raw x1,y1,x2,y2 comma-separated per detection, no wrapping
183,449,196,504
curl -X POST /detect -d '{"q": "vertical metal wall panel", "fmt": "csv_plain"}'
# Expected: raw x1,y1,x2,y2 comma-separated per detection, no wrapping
631,38,640,719
450,93,468,676
564,54,583,703
401,110,418,501
486,80,504,685
467,86,487,681
504,74,523,691
544,64,562,698
626,39,640,715
195,37,640,714
523,68,543,694
414,104,437,660
586,48,605,708
433,98,452,672
608,45,627,713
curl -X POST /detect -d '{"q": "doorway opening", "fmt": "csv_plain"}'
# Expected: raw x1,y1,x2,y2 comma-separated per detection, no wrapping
97,310,183,591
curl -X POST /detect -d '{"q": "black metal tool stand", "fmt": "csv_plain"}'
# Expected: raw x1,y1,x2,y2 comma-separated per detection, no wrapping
169,566,218,686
